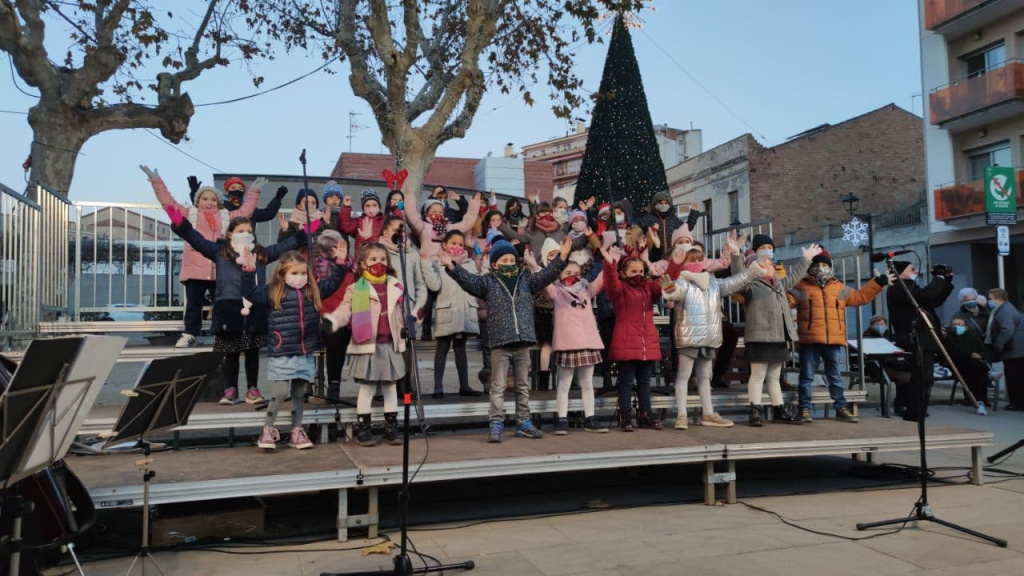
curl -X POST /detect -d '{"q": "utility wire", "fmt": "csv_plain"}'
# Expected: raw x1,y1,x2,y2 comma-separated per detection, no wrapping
143,129,223,173
194,56,341,107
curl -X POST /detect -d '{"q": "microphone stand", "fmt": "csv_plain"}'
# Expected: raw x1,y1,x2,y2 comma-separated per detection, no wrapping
855,257,1006,547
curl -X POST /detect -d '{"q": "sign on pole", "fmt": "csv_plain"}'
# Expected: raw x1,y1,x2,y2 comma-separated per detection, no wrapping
997,225,1010,256
985,166,1017,225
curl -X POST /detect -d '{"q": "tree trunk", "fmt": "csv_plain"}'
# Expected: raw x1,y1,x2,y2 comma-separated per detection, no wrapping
26,103,89,199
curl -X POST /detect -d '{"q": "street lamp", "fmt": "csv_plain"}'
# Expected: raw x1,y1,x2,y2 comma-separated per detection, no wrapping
840,192,877,314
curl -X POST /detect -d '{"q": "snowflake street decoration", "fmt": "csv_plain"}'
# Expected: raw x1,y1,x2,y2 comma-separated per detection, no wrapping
842,217,869,245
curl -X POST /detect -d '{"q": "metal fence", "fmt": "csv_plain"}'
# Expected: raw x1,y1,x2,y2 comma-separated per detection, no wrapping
705,219,774,325
0,183,69,343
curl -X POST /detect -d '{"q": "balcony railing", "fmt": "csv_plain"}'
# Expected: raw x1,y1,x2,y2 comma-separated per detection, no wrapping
924,0,988,30
933,168,1024,220
930,60,1024,125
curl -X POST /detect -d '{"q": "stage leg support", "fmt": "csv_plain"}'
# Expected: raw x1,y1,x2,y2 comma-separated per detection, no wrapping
337,488,348,542
368,487,379,538
972,447,984,486
702,461,736,505
336,487,380,542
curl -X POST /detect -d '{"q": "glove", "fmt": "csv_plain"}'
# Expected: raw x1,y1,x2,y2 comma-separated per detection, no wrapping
275,186,289,201
164,205,184,227
250,177,268,192
140,165,159,181
187,175,201,195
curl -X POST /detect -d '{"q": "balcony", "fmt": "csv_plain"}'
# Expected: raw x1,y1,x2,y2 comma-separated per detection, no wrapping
924,0,1023,36
929,60,1024,129
933,168,1024,219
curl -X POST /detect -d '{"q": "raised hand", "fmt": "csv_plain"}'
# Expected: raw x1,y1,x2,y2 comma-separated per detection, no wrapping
187,176,201,194
437,248,454,269
671,243,687,265
240,244,257,269
343,195,352,207
586,196,596,208
278,212,289,231
647,226,660,249
472,191,482,204
250,177,268,192
332,239,349,264
523,246,538,269
275,186,289,201
529,190,540,204
737,231,748,248
600,245,622,265
801,243,823,260
139,165,159,181
358,218,374,239
164,205,184,227
559,236,572,261
448,190,460,201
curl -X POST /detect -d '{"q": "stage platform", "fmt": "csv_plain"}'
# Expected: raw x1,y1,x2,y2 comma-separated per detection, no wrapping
67,418,992,542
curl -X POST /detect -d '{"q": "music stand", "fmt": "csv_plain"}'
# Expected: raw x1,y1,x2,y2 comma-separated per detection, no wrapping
106,351,222,576
0,336,125,576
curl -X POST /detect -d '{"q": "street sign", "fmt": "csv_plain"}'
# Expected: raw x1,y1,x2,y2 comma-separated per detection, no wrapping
985,166,1017,225
998,225,1010,256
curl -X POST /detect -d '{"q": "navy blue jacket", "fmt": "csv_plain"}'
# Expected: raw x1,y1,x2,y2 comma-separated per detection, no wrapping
244,263,346,356
171,217,305,335
252,196,283,223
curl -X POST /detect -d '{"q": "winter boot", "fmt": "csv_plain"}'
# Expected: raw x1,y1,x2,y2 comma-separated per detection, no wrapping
619,409,636,432
748,404,764,427
383,412,403,445
637,410,663,430
327,381,341,401
773,404,803,425
355,414,377,447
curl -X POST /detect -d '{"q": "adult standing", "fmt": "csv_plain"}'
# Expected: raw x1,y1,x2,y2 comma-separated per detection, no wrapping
952,287,989,335
985,288,1024,410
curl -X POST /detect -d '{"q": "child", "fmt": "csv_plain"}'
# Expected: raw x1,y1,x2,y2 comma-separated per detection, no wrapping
215,176,289,224
141,165,262,348
421,231,483,398
601,246,663,431
540,253,608,434
338,189,385,253
280,188,325,251
243,249,347,449
663,244,769,429
314,231,355,401
321,181,344,230
162,206,311,406
732,235,819,426
325,243,408,447
441,236,572,443
504,198,527,232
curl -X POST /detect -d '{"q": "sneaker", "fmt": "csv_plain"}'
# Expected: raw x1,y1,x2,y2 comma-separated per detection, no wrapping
700,412,734,428
554,418,569,435
257,425,280,449
674,415,689,430
800,408,813,423
288,427,313,449
219,387,240,405
246,388,267,404
175,333,196,348
515,420,544,439
976,403,988,416
835,407,859,423
487,421,504,443
583,416,608,433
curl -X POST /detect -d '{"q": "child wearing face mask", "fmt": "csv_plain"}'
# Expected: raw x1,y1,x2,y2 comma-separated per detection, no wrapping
141,166,264,349
731,235,820,427
601,246,665,431
663,245,769,429
421,231,484,398
338,188,386,253
242,249,347,450
325,243,408,447
551,197,570,229
279,188,326,256
637,192,699,262
788,249,891,424
501,202,591,258
312,231,355,403
163,206,315,407
441,236,571,443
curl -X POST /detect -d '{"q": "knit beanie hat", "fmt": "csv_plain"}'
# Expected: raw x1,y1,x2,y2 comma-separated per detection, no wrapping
295,188,319,208
751,234,774,251
651,190,672,208
567,209,587,225
224,177,246,193
323,181,343,203
540,238,561,265
671,225,693,244
360,188,381,209
811,249,832,267
194,186,223,208
421,198,443,219
893,260,912,275
489,238,518,265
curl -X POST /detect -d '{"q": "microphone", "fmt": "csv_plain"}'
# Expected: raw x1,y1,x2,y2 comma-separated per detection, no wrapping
299,149,307,165
870,249,913,263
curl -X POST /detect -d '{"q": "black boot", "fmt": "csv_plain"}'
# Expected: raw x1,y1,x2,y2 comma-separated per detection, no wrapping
537,371,550,392
637,409,663,430
355,413,377,447
383,412,403,445
748,404,763,427
327,381,340,401
710,374,728,390
773,404,803,425
619,409,636,432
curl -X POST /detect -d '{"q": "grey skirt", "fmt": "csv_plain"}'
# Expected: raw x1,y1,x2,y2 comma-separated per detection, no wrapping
347,344,406,383
744,342,789,364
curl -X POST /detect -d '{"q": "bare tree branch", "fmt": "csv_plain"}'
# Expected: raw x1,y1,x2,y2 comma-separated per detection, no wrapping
1,0,58,92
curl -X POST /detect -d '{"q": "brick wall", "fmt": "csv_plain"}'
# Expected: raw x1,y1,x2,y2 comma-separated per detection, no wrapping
749,104,926,243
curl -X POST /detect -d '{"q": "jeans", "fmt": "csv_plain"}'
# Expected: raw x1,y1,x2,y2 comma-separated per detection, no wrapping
618,360,653,413
798,344,847,410
489,345,531,424
183,280,216,336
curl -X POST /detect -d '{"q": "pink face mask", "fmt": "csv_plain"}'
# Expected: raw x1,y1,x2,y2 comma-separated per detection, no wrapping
445,245,465,257
364,207,380,218
285,274,308,290
683,262,703,273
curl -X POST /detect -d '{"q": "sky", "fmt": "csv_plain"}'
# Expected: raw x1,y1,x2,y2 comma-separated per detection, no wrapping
0,1,924,205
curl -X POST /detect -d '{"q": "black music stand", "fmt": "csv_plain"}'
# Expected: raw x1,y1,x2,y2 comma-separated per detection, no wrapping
0,336,125,576
106,352,222,576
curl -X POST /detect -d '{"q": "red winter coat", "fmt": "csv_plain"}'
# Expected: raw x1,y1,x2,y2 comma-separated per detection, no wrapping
603,263,662,362
337,207,385,254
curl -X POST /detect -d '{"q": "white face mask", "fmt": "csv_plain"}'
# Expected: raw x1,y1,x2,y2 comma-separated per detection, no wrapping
285,274,308,290
614,214,625,224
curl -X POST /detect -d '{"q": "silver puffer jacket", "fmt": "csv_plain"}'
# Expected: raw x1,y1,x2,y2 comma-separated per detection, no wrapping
663,267,760,348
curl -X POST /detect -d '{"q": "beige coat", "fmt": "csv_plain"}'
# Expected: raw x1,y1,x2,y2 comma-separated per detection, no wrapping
326,277,407,354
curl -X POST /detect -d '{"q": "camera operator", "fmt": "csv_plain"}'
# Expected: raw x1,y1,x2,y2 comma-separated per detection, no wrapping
886,261,954,421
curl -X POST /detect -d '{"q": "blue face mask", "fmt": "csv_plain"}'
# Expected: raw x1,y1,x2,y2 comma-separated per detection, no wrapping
908,273,919,282
758,249,775,262
870,324,886,335
954,325,967,336
397,201,405,211
964,300,978,310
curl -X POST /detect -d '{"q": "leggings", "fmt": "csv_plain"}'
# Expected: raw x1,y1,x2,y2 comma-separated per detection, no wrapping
556,365,596,418
356,381,398,414
675,355,714,418
222,349,260,391
747,362,784,407
434,335,469,393
264,379,306,429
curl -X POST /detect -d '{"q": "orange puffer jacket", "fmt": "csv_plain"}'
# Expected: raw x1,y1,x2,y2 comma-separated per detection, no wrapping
788,276,885,346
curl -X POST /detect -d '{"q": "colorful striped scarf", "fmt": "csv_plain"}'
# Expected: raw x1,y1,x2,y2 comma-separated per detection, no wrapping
351,277,373,344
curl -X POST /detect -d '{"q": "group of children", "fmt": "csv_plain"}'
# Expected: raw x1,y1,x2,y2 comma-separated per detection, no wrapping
149,165,893,448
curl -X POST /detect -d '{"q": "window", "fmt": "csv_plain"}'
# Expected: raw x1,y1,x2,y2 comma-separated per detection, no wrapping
566,159,582,175
703,199,713,231
728,190,739,225
967,143,1012,180
963,43,1006,79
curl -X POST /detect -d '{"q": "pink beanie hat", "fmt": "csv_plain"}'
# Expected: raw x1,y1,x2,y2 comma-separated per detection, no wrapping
671,225,693,244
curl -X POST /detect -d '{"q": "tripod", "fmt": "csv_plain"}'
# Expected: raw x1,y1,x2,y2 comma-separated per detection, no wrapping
123,443,163,576
855,258,1006,547
987,438,1024,463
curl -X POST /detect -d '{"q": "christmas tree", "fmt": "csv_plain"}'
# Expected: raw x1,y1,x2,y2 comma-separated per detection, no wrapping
573,13,668,213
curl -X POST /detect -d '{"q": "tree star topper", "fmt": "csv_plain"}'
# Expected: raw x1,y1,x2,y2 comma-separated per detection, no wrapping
842,217,869,245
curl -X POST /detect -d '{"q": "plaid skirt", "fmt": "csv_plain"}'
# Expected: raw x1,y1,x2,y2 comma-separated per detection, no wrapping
554,349,602,368
213,331,266,353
